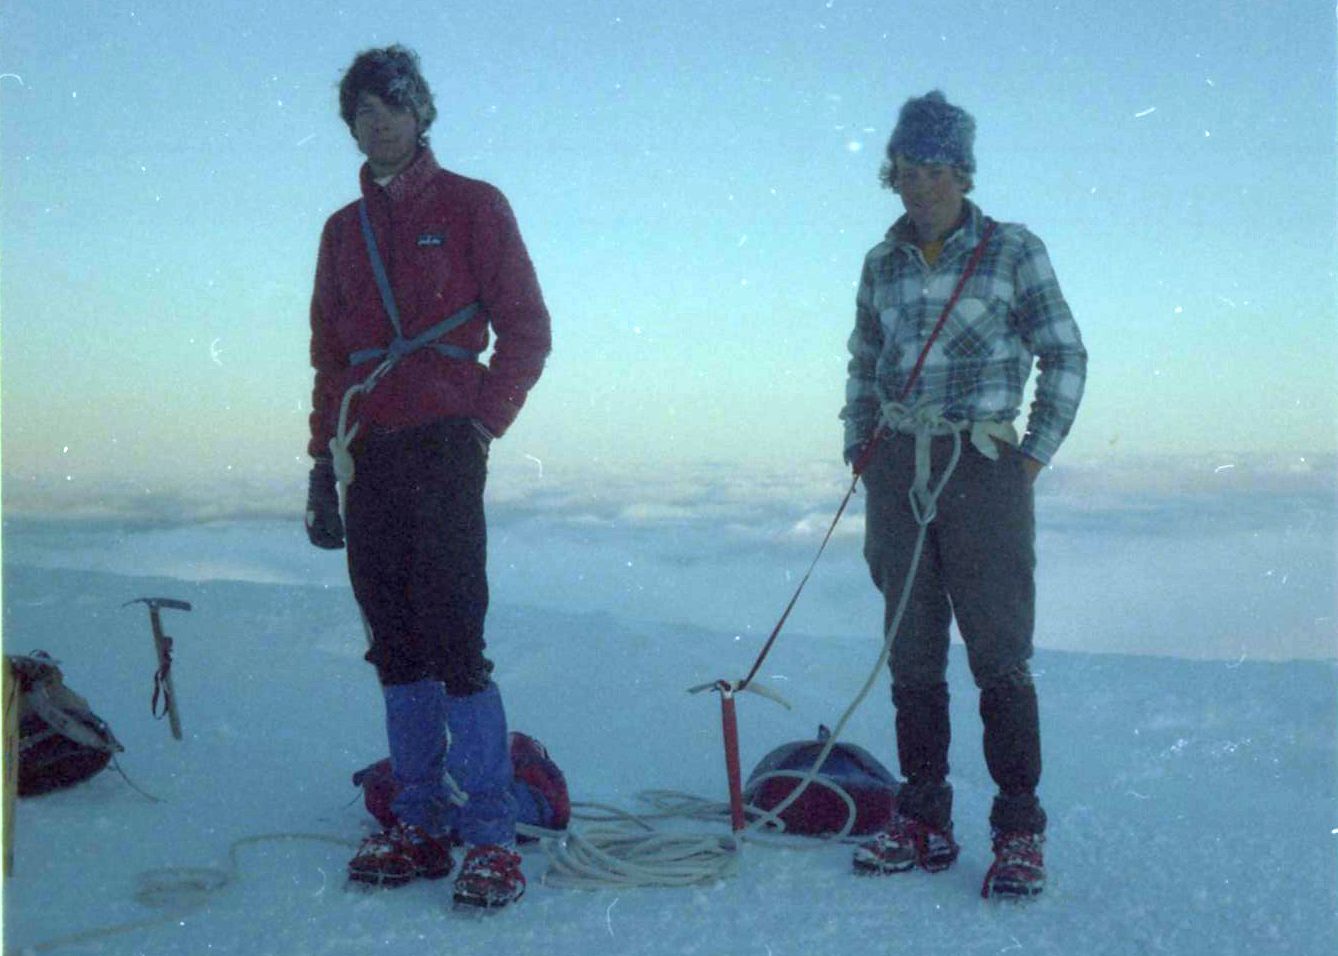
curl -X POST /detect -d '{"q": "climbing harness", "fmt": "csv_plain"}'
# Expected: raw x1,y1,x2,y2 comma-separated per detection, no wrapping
329,199,484,497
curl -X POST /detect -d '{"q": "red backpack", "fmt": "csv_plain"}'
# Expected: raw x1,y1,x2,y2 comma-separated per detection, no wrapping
742,726,899,836
7,651,123,797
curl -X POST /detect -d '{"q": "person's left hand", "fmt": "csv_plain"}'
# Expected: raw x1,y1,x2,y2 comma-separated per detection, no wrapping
305,457,345,549
1022,456,1045,483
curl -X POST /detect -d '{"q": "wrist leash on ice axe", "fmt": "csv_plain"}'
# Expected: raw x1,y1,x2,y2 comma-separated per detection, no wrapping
691,219,998,833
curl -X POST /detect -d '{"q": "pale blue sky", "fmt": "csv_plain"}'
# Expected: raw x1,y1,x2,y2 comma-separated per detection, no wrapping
2,0,1335,503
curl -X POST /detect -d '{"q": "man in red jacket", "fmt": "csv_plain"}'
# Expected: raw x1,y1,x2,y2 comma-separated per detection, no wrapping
303,45,551,909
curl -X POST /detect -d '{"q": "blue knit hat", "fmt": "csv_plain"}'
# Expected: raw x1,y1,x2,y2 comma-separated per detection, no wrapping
886,90,976,175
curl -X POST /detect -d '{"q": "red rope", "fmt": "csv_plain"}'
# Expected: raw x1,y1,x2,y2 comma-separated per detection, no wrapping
900,219,997,411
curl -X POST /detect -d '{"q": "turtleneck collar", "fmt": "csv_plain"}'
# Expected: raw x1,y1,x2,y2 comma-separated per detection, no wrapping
360,146,441,204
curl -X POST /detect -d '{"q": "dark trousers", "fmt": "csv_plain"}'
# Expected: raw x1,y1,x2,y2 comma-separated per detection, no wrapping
862,433,1046,834
345,418,493,695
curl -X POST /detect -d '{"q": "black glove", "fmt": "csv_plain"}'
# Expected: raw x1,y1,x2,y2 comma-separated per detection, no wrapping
305,457,345,550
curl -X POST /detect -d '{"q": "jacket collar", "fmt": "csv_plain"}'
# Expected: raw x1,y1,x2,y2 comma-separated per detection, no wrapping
887,198,986,258
359,147,441,204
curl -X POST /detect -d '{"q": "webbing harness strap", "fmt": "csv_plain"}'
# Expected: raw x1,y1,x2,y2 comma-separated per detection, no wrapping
348,304,482,366
353,199,483,367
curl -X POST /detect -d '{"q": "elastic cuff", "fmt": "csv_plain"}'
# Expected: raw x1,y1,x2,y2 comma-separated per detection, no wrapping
1018,436,1054,467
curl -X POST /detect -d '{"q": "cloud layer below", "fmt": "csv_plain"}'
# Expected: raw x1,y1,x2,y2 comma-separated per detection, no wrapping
5,453,1333,664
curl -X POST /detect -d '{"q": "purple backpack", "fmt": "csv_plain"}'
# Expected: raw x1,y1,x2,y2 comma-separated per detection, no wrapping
742,726,899,836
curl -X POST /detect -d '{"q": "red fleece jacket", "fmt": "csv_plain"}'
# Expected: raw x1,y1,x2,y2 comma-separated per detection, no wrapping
307,148,551,459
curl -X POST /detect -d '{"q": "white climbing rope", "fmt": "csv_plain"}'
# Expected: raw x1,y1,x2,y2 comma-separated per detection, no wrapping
20,832,361,954
330,354,397,513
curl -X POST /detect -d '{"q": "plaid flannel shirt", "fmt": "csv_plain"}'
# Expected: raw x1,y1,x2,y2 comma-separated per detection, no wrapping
841,200,1086,465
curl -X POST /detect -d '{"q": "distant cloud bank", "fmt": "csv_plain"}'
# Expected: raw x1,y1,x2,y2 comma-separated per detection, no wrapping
3,451,1334,531
4,452,1333,663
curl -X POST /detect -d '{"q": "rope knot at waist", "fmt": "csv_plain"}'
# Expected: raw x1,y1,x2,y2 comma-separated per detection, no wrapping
876,402,1018,460
875,403,1019,525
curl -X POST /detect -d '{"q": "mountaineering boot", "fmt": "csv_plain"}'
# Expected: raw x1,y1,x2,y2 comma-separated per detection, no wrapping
349,679,453,886
348,823,454,887
853,812,960,874
453,843,526,908
982,830,1046,899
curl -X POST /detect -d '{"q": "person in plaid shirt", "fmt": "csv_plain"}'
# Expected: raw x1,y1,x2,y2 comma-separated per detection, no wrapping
842,91,1086,898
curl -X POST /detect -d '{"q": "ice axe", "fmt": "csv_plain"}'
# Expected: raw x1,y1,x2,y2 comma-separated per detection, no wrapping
124,597,191,740
688,678,791,832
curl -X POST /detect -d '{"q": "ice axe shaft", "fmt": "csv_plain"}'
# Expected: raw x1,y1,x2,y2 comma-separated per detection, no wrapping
718,686,746,832
124,597,191,740
688,680,749,832
688,677,792,833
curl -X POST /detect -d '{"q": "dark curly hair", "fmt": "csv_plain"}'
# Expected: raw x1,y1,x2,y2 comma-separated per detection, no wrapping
338,45,437,145
879,157,974,195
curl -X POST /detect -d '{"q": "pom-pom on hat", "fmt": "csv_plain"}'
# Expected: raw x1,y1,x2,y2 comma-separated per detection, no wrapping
886,90,976,175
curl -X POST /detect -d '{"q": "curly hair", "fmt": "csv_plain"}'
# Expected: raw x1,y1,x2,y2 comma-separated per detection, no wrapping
338,45,437,145
879,157,974,195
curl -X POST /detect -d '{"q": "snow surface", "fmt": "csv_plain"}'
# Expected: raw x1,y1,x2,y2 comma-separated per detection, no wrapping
2,476,1336,955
